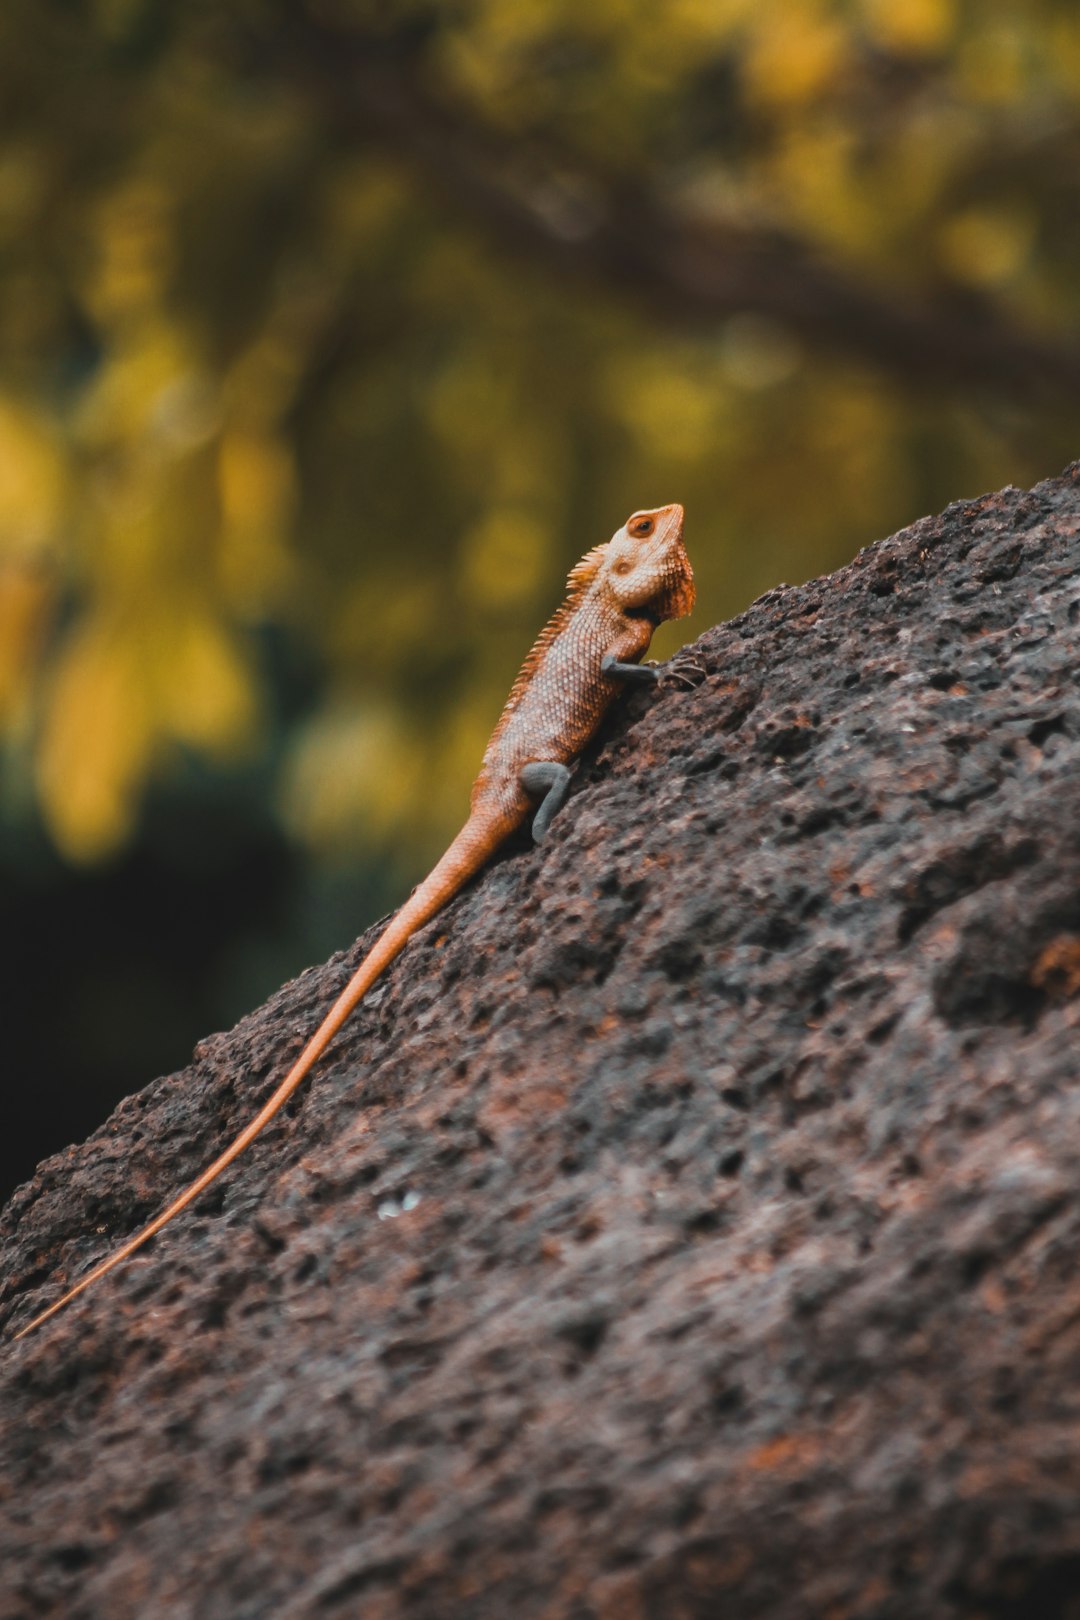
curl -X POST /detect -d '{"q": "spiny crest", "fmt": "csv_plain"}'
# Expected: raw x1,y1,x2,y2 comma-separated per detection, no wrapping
487,543,609,741
564,542,608,596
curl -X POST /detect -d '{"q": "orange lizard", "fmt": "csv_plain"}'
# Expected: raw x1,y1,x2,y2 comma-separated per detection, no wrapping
14,503,695,1340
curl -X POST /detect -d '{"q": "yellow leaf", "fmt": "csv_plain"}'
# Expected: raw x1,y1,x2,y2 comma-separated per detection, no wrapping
158,615,259,756
279,703,425,854
862,0,954,55
36,620,153,863
958,27,1027,105
0,397,63,560
217,430,297,610
744,10,849,107
606,353,725,461
82,178,174,326
938,206,1035,288
459,507,551,608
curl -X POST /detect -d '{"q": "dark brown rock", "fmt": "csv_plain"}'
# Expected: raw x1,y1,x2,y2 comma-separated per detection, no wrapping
3,467,1080,1620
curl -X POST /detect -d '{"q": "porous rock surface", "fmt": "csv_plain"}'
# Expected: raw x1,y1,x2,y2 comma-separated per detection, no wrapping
3,468,1080,1620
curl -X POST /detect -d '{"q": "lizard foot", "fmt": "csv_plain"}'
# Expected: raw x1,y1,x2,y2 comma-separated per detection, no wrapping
657,652,708,690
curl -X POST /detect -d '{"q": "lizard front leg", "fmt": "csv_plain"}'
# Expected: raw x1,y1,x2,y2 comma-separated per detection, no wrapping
519,761,572,843
601,651,706,689
600,652,660,686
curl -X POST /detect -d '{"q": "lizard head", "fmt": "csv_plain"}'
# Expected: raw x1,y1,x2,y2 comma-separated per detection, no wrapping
603,503,695,622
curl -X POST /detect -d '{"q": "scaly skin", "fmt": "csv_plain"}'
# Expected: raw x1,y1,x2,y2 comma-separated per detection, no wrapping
13,503,694,1340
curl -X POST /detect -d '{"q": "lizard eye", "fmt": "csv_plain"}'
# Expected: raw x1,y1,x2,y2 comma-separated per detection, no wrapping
629,516,654,538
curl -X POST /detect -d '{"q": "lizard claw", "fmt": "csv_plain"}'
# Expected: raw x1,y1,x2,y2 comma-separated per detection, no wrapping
657,652,708,690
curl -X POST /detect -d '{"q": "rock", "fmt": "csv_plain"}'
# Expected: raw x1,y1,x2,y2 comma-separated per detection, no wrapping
3,467,1080,1620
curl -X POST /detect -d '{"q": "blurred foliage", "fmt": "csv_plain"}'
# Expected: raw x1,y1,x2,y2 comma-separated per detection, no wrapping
2,0,1080,871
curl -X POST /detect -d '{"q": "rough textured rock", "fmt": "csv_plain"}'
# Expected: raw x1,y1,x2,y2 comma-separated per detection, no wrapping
3,467,1080,1620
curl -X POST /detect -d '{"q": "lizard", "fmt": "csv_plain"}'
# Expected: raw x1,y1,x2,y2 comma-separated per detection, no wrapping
13,502,695,1341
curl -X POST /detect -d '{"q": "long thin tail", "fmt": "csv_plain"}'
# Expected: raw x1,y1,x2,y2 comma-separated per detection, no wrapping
13,809,515,1341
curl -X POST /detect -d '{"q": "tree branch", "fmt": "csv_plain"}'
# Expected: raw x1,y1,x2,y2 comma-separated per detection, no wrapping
278,19,1080,405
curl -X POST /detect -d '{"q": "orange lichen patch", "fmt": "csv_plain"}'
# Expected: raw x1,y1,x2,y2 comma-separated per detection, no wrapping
1020,1295,1080,1356
893,763,943,793
888,1176,930,1214
979,1278,1007,1314
957,1455,1041,1499
479,1074,571,1133
857,1577,891,1608
586,1570,648,1620
684,1544,754,1590
826,1577,889,1619
1031,934,1080,999
743,1431,823,1474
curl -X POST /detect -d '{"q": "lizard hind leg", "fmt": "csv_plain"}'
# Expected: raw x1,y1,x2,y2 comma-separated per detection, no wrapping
520,761,572,844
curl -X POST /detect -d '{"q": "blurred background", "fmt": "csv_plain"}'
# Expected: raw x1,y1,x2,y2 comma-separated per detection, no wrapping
3,0,1080,1200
